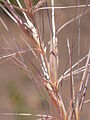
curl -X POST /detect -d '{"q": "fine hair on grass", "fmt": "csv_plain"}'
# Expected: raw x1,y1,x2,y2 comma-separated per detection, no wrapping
0,0,90,120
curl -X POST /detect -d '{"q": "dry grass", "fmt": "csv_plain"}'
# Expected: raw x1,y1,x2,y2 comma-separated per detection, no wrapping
0,0,90,120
